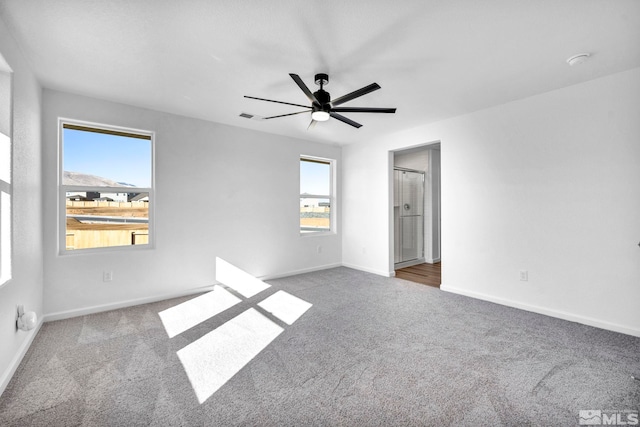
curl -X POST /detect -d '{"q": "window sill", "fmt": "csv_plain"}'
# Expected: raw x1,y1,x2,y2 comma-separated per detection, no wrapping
300,230,336,237
59,243,154,256
0,276,11,288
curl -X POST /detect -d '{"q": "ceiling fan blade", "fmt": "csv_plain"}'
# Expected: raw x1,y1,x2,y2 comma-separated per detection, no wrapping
330,112,362,128
289,74,320,106
307,119,317,130
239,112,267,120
331,107,396,113
263,110,310,120
331,83,381,107
244,95,310,109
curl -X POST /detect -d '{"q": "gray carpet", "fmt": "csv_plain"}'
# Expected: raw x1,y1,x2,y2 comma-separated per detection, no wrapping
1,267,638,426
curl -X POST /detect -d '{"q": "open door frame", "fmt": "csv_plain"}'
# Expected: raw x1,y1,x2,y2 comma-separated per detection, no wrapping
389,142,441,275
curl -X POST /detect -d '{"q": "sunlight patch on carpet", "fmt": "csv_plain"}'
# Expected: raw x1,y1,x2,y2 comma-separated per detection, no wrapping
215,257,270,298
170,257,313,404
159,285,241,338
177,308,284,404
257,290,312,325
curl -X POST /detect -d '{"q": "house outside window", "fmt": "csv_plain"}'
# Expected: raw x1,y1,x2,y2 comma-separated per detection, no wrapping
300,156,335,234
60,120,154,252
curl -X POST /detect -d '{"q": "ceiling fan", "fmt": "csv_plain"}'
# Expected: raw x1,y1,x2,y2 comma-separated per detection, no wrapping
242,73,396,129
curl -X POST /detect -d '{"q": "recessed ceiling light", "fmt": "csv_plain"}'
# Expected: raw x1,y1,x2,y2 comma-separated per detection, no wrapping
566,53,590,66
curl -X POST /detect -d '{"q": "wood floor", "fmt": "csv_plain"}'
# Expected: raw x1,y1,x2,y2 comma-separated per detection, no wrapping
395,262,441,288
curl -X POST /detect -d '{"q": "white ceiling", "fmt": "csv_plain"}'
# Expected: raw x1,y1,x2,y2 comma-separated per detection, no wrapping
1,0,639,145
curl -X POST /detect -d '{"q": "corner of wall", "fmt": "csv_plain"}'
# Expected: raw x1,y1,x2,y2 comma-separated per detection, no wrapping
0,16,45,398
0,318,43,396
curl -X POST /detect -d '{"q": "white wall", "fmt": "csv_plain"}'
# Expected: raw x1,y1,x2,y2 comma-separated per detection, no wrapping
343,67,640,336
0,18,44,393
42,90,341,318
342,145,392,276
394,148,429,171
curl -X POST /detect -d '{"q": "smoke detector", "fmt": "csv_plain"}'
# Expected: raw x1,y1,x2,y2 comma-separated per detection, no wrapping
566,53,590,66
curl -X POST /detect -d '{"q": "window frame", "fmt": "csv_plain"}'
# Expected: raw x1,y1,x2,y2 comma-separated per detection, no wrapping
0,68,12,287
58,118,155,254
299,155,336,236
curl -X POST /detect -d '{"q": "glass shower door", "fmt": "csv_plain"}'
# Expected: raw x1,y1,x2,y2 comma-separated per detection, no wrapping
396,169,424,263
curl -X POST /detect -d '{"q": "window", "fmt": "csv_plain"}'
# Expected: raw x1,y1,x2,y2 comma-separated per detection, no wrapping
0,68,12,285
300,156,334,234
60,121,153,251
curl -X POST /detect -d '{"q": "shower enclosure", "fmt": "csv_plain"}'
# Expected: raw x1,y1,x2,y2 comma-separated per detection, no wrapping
394,168,424,265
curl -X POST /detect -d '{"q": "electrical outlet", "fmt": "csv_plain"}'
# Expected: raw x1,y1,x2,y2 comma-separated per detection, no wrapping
103,271,113,282
519,270,528,281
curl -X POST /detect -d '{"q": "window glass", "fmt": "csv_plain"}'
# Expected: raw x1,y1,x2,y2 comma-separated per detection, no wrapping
300,157,333,234
61,122,153,251
300,160,330,195
0,132,9,184
0,191,10,284
63,126,151,188
0,68,11,285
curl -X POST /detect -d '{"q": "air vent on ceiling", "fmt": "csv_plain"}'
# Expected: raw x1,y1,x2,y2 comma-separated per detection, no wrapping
239,113,254,119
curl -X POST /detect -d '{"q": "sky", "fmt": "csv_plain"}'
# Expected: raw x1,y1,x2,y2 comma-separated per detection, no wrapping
300,160,330,196
63,128,152,188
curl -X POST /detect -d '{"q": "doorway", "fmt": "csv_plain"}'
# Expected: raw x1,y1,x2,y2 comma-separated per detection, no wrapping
391,143,441,284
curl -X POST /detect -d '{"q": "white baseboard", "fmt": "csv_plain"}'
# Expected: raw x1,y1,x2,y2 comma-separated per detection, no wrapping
341,262,394,277
0,317,44,397
440,284,640,338
44,263,346,323
427,257,441,263
260,263,343,281
43,285,215,322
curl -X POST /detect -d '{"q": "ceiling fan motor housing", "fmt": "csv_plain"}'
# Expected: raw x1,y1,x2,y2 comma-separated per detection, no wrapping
314,73,329,87
313,89,331,111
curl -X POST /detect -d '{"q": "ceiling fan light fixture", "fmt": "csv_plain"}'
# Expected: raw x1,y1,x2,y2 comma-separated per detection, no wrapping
311,110,330,121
